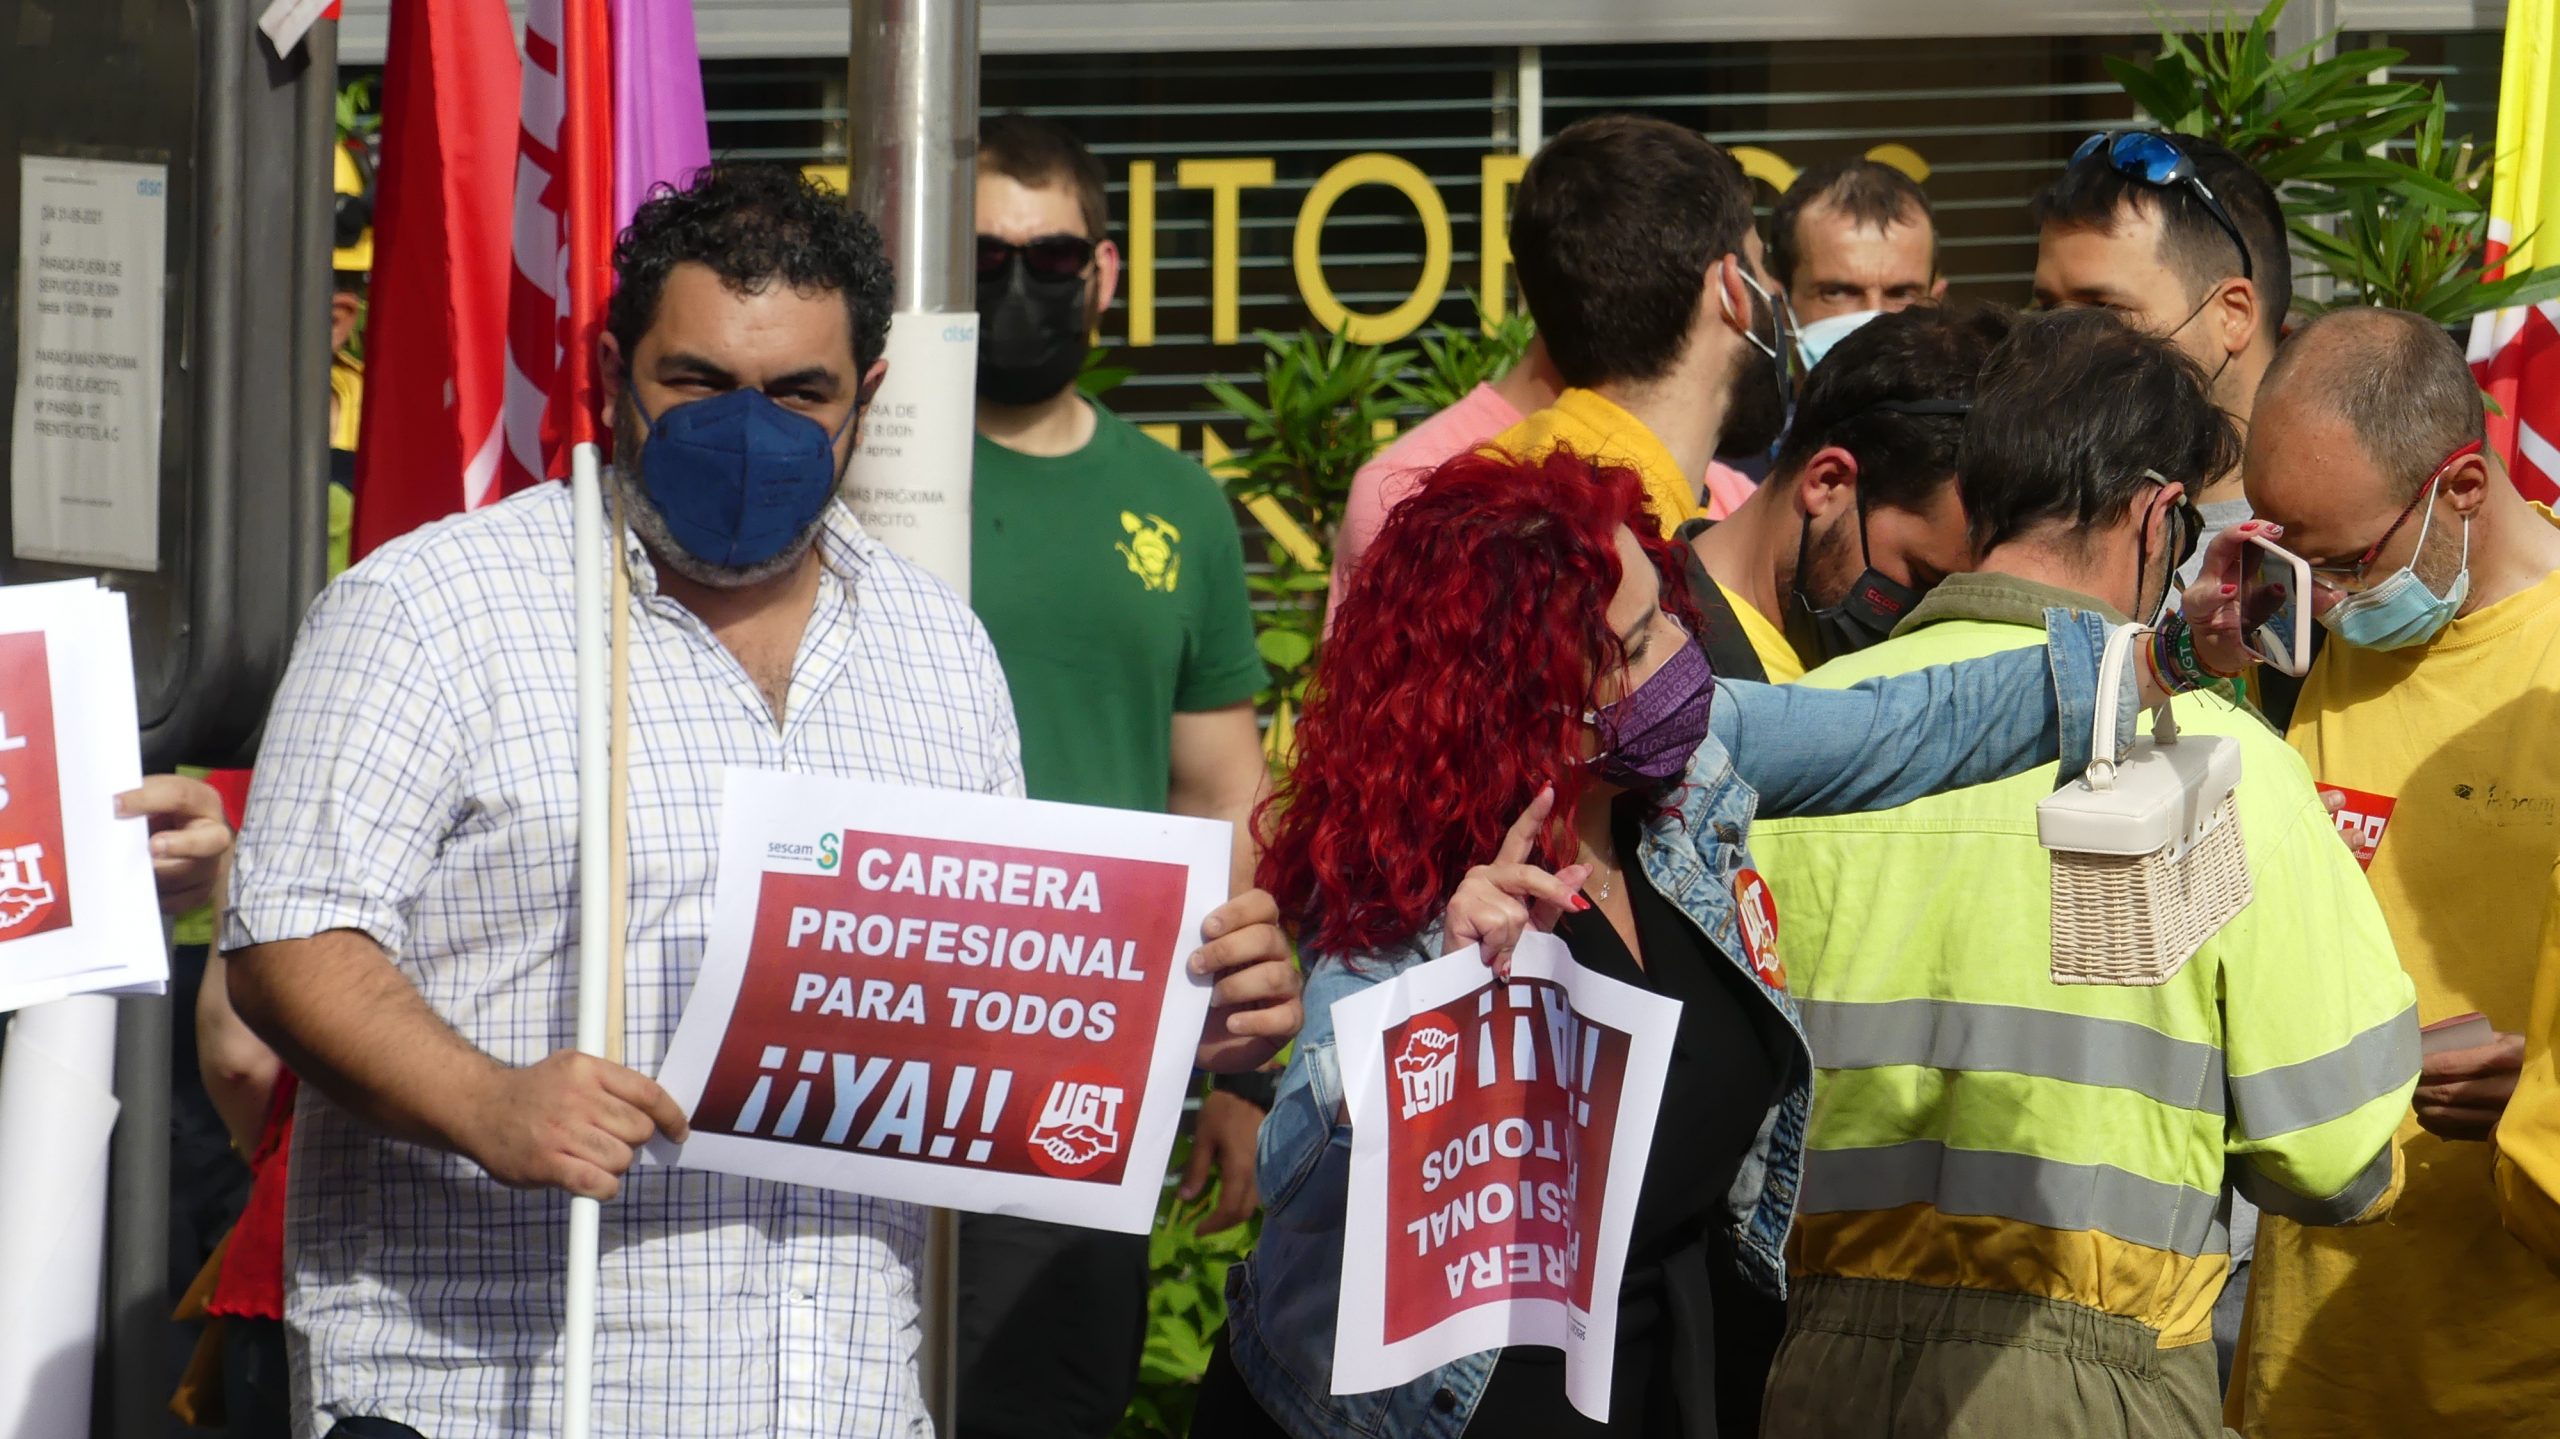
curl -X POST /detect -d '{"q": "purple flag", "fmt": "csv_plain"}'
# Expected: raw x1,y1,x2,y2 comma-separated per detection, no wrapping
609,0,711,235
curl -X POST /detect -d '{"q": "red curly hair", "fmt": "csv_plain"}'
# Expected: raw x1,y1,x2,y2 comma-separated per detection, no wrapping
1258,447,1701,960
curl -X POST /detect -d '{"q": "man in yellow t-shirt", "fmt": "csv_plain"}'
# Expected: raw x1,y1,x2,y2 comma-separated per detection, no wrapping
1687,303,2007,684
2500,859,2560,1269
2231,306,2560,1434
1487,115,1787,547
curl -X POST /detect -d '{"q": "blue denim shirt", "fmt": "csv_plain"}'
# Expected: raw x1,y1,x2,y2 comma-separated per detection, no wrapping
1222,608,2132,1439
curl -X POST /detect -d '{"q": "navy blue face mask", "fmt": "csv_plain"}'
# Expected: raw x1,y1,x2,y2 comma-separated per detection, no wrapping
636,387,857,569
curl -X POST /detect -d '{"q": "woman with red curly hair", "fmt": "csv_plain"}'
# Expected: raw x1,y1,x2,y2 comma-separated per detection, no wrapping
1189,447,2249,1439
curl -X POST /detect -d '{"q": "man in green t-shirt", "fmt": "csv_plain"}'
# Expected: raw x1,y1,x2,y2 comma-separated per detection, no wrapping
962,114,1271,1439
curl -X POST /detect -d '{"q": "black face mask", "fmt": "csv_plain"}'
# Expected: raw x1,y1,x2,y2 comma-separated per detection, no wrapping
1716,274,1795,460
1783,503,1923,663
976,254,1090,406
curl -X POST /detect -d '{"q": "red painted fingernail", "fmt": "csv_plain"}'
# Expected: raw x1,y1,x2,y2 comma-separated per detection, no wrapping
2221,584,2238,596
1568,894,1593,912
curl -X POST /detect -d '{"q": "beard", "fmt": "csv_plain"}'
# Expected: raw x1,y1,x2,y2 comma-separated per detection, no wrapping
1715,289,1790,460
1792,509,1859,611
611,396,833,590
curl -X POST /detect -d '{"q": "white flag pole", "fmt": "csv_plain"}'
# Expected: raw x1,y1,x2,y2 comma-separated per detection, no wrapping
563,437,612,1439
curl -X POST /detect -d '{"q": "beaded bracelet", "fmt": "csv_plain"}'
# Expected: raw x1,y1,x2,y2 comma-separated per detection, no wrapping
2146,616,2232,696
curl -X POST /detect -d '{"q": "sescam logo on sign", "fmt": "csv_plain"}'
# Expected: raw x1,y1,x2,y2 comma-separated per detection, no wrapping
767,831,843,875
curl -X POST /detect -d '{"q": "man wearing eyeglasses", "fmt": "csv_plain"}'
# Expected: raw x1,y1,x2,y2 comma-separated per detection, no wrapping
964,113,1273,1439
2226,306,2560,1436
2034,131,2288,583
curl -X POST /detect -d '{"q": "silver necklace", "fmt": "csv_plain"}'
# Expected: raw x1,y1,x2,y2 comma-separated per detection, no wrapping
1581,849,1620,903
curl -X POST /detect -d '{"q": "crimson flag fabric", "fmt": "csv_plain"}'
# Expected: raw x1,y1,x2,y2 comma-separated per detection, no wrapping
348,0,522,560
502,0,619,491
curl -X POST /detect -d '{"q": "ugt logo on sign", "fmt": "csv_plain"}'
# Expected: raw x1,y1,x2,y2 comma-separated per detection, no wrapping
1026,1070,1126,1178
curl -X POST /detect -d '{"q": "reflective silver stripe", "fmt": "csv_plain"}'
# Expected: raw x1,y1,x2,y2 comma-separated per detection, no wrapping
2230,1141,2397,1228
1801,1140,2226,1257
1799,998,2223,1116
2227,1005,2421,1141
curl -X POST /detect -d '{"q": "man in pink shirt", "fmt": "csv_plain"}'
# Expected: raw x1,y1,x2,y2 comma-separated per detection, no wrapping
1327,336,1755,626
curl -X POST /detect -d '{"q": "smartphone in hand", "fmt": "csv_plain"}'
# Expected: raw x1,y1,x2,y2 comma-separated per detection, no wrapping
2242,533,2313,677
2421,1011,2495,1058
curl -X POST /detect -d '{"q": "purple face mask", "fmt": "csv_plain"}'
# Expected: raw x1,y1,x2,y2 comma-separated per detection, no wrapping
1588,627,1716,788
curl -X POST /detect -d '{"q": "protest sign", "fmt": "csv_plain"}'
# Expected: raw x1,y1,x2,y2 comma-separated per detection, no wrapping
653,770,1230,1233
0,579,163,1012
1330,932,1678,1423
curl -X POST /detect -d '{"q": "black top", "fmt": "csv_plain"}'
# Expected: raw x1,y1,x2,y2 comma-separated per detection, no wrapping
1463,801,1795,1439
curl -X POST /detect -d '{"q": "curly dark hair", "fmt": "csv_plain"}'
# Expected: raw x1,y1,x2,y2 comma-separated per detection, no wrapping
607,163,897,370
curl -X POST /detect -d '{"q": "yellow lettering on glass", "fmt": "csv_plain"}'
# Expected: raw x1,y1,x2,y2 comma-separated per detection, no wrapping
1138,422,1181,450
1294,154,1451,345
1479,153,1529,329
1862,144,1931,183
1177,159,1276,344
1126,160,1157,347
1198,428,1245,480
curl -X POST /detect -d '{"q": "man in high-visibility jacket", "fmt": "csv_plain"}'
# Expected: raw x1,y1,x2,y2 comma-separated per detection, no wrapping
1753,309,2418,1437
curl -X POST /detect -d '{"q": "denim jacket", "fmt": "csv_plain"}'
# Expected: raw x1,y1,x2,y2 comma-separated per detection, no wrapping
1222,608,2132,1439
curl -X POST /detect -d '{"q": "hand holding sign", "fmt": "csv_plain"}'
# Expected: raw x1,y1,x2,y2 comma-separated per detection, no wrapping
1191,887,1305,1074
459,1051,692,1202
115,774,230,915
1441,787,1590,977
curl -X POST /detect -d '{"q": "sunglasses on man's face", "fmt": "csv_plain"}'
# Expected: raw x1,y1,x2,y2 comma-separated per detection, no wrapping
2072,131,2255,285
976,234,1096,282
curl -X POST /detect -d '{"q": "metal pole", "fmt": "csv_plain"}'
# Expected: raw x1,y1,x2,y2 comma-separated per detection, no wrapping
848,2,978,1430
104,982,171,1439
852,0,978,316
842,0,981,595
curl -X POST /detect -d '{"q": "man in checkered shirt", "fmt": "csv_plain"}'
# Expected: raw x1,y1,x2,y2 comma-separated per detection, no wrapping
221,166,1305,1439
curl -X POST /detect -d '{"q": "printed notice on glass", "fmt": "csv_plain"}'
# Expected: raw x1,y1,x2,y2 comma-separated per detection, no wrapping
653,769,1229,1233
842,311,976,595
1330,934,1680,1423
10,155,167,572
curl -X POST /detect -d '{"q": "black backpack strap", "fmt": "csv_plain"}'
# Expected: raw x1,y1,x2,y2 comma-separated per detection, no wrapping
1680,541,1770,684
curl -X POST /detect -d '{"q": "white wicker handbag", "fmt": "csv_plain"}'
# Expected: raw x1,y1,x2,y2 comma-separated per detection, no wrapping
2035,623,2252,986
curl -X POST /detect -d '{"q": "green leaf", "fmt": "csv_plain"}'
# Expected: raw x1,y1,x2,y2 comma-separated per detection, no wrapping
1256,628,1315,670
2106,55,2193,126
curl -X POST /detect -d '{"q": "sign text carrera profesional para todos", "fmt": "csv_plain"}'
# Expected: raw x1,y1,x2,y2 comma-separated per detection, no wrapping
654,771,1230,1233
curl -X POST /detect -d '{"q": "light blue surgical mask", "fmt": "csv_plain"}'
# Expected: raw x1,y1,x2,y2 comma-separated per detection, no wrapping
1794,308,1884,372
2317,492,2470,650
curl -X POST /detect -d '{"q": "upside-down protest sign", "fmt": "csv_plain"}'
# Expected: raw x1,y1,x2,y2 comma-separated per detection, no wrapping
1329,932,1678,1423
653,771,1229,1233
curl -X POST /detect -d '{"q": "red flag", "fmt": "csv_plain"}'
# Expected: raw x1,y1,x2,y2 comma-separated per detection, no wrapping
502,0,617,491
350,0,523,560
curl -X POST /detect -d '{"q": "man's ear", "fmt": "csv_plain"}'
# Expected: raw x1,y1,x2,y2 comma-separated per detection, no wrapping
2445,449,2494,516
1712,253,1754,339
1092,237,1123,332
598,331,629,407
1929,274,1949,301
1795,446,1862,521
2212,277,2259,358
846,355,891,455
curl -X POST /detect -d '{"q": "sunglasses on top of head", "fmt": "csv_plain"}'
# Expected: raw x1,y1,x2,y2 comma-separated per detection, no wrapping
2072,131,2255,285
976,234,1096,282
